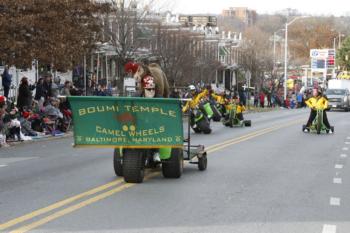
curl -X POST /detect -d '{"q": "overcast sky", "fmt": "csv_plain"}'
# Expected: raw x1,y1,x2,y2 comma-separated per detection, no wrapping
164,0,350,16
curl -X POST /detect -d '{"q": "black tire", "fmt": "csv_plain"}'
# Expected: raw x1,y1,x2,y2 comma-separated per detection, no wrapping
331,126,334,133
192,126,202,133
162,148,183,178
316,113,322,134
190,114,202,133
197,117,211,134
211,105,222,122
113,148,123,177
244,120,251,127
122,149,145,183
226,122,232,127
198,152,207,171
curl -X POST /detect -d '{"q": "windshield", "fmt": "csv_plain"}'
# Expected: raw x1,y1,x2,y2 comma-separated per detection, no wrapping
325,89,346,95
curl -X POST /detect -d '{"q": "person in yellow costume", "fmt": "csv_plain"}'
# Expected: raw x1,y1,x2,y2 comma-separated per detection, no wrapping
210,89,228,116
304,88,331,131
211,91,226,105
232,96,246,121
222,96,246,125
182,85,208,112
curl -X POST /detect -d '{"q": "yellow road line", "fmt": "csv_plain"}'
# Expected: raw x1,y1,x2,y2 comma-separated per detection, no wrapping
9,172,160,233
206,119,303,152
3,119,303,232
207,126,285,153
0,179,124,231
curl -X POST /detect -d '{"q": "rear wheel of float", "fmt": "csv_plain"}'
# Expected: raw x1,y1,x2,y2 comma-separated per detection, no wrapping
162,148,184,178
123,149,145,183
113,148,123,177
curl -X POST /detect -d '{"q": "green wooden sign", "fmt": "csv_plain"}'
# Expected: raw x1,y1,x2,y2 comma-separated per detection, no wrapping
68,96,184,148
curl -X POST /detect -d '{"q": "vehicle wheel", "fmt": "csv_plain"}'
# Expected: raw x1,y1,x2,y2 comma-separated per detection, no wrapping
123,149,145,183
211,105,222,122
212,115,221,122
244,120,251,127
192,126,202,133
331,126,335,133
302,124,306,132
162,148,183,178
198,152,207,171
197,117,211,134
113,148,123,177
223,120,232,127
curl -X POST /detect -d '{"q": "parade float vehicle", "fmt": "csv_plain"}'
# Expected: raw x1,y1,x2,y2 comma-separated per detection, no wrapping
69,96,207,183
302,108,334,134
189,104,212,134
222,103,251,128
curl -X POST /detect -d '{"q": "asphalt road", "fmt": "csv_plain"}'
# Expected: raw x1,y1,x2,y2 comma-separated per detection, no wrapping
1,108,350,233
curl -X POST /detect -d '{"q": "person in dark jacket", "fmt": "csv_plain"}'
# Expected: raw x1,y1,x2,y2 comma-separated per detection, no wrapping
17,77,33,111
34,78,45,101
1,66,12,99
42,75,53,100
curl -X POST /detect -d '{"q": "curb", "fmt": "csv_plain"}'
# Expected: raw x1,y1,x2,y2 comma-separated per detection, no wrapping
7,132,73,147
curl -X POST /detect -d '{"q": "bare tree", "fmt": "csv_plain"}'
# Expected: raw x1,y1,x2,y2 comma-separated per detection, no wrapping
240,26,273,89
150,24,220,86
288,18,337,66
0,0,106,70
105,0,173,64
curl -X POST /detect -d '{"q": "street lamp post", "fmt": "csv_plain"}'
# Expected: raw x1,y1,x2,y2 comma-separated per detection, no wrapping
273,29,284,73
283,16,309,102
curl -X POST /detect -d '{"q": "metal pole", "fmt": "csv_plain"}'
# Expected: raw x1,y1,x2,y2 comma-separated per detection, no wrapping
96,53,99,85
83,55,87,96
333,38,336,79
216,43,219,87
35,59,38,83
105,54,108,88
284,23,288,102
273,32,276,70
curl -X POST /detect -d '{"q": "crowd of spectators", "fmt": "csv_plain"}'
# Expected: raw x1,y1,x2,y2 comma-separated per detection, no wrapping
0,72,74,148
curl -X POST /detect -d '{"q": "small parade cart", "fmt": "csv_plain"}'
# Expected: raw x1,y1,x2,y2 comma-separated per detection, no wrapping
69,97,207,183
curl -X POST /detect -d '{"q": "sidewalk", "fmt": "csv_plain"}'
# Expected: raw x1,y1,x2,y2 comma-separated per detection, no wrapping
245,106,282,113
5,131,73,147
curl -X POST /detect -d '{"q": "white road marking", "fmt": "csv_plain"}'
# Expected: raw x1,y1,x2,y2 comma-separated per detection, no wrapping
345,142,350,144
322,224,337,233
333,178,342,184
340,154,347,158
330,197,341,206
335,164,344,169
347,136,350,139
342,147,349,151
0,157,38,165
0,164,7,168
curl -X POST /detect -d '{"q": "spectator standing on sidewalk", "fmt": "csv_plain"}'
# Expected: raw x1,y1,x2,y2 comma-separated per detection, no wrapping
267,92,272,107
1,65,12,99
61,81,72,96
259,91,265,108
43,74,53,100
17,77,33,111
34,78,45,109
254,92,259,107
0,95,9,147
297,92,303,108
34,78,44,100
